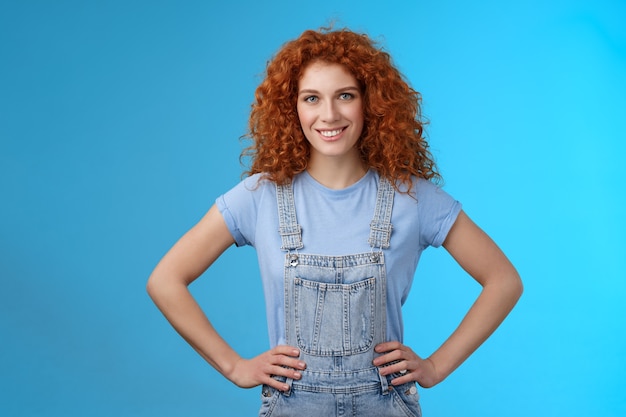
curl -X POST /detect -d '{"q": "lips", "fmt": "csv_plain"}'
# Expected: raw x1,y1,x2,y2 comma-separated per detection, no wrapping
317,127,346,139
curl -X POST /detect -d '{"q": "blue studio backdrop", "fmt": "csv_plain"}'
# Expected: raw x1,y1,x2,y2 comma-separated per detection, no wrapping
1,1,624,416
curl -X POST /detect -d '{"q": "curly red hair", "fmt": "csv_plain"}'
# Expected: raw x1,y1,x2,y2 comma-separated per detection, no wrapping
242,27,440,192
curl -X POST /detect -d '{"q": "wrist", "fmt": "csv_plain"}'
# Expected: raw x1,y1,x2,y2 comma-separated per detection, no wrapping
219,353,244,382
422,356,445,387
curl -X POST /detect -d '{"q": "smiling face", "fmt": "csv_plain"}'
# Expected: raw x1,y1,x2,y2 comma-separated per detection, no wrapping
296,61,364,167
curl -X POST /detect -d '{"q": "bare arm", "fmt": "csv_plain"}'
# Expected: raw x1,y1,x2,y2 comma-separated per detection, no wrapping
147,204,304,391
375,210,523,387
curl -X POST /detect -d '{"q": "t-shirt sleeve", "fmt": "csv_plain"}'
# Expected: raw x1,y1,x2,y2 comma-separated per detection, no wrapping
415,179,462,248
215,175,263,247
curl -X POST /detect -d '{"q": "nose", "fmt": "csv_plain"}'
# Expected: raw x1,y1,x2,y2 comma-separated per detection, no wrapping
320,100,340,123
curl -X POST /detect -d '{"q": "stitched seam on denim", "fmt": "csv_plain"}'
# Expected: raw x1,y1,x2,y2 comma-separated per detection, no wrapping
368,177,395,249
276,182,303,251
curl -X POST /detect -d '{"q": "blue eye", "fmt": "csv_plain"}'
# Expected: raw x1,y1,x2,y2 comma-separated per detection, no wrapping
339,92,354,100
304,96,318,103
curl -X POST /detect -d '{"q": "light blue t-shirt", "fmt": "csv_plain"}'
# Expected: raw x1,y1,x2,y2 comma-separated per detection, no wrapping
216,169,461,347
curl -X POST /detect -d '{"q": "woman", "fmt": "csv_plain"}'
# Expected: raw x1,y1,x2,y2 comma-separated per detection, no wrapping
147,28,522,416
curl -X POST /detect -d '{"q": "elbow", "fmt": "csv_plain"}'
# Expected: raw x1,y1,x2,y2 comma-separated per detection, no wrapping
485,268,523,308
146,270,190,304
146,274,159,300
146,272,170,302
516,274,524,298
507,270,524,306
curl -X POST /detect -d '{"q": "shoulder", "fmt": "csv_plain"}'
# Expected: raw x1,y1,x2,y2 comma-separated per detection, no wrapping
391,176,453,203
220,173,275,201
215,173,278,247
216,173,279,220
393,176,462,248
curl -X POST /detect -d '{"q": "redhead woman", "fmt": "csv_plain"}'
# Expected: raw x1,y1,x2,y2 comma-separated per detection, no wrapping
147,28,522,417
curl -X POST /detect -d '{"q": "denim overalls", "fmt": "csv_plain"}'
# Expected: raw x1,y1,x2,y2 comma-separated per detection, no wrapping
259,177,422,417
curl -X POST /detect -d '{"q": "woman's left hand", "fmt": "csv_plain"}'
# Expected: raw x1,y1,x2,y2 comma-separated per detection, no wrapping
373,341,439,388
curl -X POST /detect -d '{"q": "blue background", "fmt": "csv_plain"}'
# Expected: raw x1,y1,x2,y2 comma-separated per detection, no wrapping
1,1,624,416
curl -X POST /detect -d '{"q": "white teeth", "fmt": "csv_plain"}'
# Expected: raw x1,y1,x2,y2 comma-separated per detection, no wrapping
320,129,343,137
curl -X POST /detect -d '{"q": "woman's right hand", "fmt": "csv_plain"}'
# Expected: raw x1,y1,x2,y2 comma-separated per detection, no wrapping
228,345,306,391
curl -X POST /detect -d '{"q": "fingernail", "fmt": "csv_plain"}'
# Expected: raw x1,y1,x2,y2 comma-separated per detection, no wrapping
292,349,300,356
298,361,306,369
293,372,301,379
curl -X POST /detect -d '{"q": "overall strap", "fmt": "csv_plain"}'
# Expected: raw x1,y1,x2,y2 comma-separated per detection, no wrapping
276,181,303,251
368,176,395,249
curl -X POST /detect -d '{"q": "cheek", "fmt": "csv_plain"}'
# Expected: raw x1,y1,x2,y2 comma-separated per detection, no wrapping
296,105,304,125
296,107,313,128
350,107,364,131
348,101,363,119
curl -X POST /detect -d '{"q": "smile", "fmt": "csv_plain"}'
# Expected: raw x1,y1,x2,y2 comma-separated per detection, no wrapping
318,128,345,137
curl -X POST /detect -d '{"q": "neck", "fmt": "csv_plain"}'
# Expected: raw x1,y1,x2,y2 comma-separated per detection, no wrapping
306,154,367,189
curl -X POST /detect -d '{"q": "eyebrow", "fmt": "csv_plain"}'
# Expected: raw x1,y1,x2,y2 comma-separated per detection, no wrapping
298,86,360,95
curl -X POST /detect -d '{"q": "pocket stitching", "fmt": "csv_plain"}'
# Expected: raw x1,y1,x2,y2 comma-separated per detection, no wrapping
294,276,376,356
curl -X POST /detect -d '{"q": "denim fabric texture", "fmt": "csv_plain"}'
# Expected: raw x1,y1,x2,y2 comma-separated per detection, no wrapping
260,178,422,417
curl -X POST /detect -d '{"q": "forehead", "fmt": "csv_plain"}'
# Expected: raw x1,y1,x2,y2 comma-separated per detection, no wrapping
298,62,359,90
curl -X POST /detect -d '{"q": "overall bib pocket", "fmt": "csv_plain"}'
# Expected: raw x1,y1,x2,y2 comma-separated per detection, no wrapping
293,276,376,356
